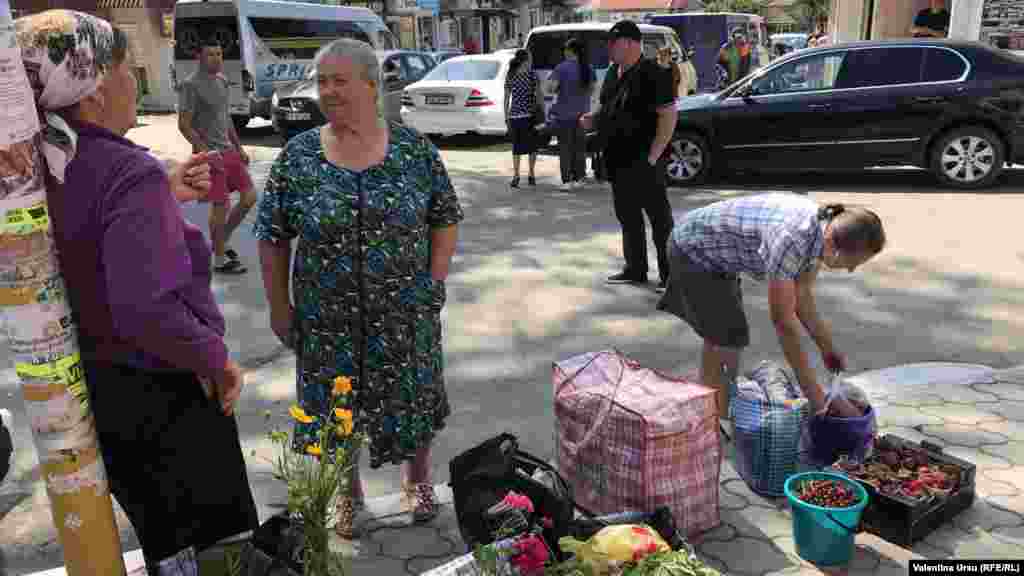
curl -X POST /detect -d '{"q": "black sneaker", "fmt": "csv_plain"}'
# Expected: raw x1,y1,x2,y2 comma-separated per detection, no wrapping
214,260,248,275
607,271,647,285
655,279,668,293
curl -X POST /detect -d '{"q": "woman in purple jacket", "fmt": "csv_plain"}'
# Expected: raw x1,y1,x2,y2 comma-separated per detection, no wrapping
15,11,258,574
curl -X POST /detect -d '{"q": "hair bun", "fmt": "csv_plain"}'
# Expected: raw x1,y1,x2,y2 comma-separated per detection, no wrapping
818,204,846,220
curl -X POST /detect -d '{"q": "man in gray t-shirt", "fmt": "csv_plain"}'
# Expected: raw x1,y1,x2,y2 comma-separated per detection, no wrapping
178,39,256,275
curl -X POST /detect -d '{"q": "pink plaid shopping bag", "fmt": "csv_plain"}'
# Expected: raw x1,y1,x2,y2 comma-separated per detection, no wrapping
553,350,721,538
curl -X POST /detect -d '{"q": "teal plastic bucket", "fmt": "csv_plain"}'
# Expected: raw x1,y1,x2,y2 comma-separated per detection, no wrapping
784,471,869,566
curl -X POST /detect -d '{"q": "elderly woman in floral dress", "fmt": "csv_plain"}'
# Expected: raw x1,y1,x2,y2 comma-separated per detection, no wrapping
254,38,463,540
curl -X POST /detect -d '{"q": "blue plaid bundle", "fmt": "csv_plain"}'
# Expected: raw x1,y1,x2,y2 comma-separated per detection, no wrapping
730,361,810,497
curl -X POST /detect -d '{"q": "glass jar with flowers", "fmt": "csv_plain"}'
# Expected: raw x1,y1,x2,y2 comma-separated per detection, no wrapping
233,375,363,576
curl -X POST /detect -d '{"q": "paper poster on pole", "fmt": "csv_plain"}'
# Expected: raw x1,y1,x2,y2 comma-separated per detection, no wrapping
0,23,39,146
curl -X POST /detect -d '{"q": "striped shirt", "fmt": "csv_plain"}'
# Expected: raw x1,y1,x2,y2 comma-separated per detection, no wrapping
671,194,825,281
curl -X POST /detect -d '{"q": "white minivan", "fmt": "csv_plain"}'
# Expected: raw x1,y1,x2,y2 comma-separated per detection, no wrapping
172,0,397,131
525,22,685,118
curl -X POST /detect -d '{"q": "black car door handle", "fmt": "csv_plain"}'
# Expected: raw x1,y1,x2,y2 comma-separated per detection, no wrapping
914,96,946,104
808,103,831,110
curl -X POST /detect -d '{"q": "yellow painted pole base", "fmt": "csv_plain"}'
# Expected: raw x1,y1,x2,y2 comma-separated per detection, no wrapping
41,443,126,575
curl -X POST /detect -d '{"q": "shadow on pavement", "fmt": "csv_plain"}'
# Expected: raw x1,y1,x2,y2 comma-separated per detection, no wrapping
428,133,510,152
684,167,1024,195
4,133,1024,572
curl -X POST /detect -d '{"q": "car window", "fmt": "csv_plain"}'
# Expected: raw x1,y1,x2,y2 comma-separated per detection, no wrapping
837,47,925,89
383,57,404,85
528,31,610,70
404,54,429,81
424,59,501,81
923,48,967,82
248,18,374,59
749,52,845,95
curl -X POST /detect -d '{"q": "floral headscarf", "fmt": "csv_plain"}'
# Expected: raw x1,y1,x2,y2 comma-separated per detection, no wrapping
15,10,119,184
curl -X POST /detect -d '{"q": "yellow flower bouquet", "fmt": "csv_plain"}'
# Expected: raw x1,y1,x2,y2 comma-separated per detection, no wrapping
259,376,364,576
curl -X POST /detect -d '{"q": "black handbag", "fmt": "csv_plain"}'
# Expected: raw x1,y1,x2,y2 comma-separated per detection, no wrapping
236,514,304,576
449,433,596,561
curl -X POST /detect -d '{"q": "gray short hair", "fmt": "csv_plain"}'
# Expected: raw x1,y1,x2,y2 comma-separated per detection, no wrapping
312,38,384,116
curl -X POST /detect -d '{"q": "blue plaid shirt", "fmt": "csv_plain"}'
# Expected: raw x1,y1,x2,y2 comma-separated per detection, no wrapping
672,194,824,281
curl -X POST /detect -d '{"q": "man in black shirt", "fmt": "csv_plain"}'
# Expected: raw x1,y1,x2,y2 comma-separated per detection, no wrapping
912,0,950,37
581,20,678,292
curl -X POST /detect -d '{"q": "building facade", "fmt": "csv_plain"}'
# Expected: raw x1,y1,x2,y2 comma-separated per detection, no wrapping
827,0,1022,53
12,0,178,112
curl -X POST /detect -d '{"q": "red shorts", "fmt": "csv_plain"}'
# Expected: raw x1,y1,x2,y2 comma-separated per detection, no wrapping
205,149,253,205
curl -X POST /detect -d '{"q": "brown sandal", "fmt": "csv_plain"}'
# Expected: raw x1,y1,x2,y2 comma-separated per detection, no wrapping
402,483,438,524
334,495,358,539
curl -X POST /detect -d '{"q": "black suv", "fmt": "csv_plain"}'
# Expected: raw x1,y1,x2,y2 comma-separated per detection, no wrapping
665,40,1024,189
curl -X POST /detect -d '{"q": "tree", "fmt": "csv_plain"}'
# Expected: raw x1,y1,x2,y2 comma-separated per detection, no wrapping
0,3,126,575
702,0,769,16
786,0,829,30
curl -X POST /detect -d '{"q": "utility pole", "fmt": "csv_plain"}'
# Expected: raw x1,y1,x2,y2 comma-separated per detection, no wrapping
0,3,126,576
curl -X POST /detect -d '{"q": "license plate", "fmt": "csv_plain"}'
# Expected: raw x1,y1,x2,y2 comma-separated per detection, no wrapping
425,94,453,105
286,112,311,121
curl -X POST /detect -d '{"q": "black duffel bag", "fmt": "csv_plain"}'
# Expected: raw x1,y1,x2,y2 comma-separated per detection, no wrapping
449,433,597,561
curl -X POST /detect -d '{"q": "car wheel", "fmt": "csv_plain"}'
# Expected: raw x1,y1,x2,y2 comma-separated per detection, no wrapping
666,131,711,186
930,126,1005,189
233,116,250,134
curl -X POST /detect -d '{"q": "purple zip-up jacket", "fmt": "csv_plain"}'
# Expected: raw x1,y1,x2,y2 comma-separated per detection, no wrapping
47,122,228,377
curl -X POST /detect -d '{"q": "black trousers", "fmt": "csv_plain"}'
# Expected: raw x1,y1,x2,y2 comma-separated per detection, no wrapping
86,363,259,567
557,119,587,184
609,156,674,282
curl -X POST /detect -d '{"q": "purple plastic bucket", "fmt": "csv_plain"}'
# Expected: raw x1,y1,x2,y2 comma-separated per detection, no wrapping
807,405,875,466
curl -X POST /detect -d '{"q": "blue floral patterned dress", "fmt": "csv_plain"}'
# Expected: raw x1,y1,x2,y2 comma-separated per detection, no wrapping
253,123,464,468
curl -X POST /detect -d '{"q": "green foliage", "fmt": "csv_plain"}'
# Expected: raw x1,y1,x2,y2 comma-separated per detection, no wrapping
785,0,830,29
260,390,363,576
701,0,768,16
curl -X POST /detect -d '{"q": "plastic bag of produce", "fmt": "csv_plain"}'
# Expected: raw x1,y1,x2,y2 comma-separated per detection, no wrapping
558,524,670,575
801,374,877,467
731,361,810,497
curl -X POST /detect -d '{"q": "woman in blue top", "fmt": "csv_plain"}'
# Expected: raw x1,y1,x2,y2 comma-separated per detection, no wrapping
546,38,594,190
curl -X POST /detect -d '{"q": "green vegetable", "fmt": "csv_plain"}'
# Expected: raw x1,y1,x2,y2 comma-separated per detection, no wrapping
542,557,592,576
620,550,721,576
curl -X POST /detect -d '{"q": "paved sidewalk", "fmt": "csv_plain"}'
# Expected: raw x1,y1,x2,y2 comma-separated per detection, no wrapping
15,363,1024,575
342,363,1024,576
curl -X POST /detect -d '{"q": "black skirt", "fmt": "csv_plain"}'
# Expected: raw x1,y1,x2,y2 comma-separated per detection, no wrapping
85,363,259,565
509,116,537,156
